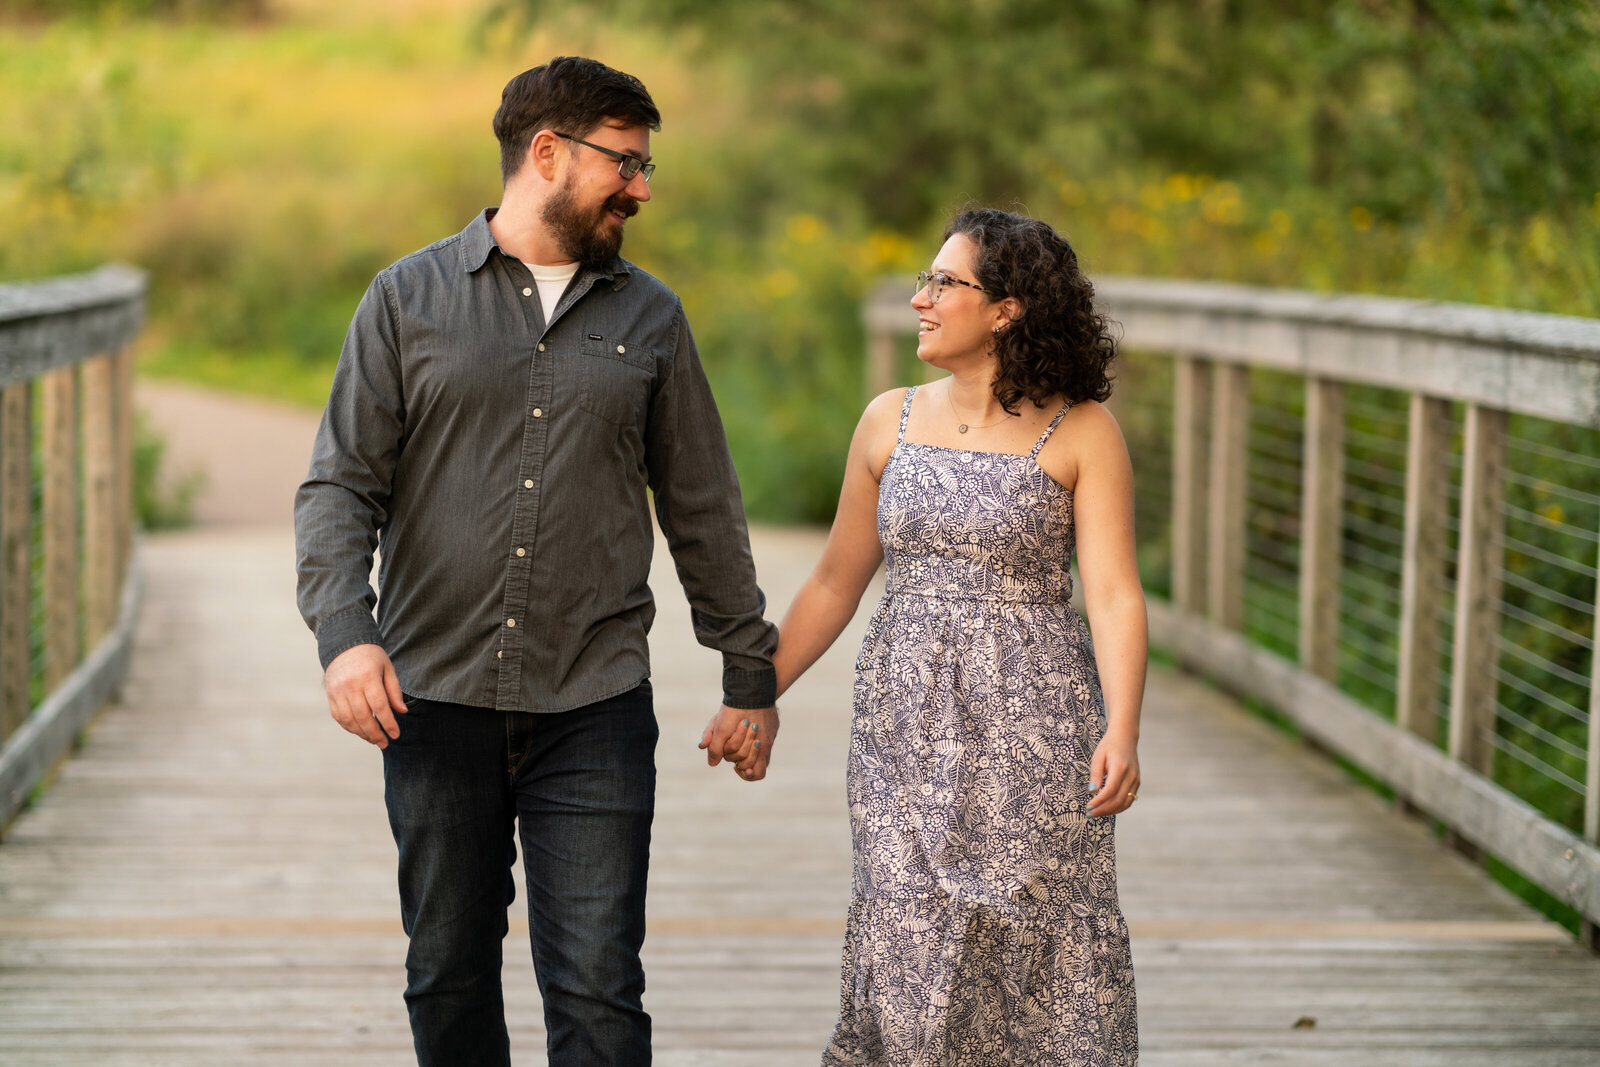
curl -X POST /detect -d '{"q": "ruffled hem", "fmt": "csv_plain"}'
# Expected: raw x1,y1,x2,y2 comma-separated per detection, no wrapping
823,894,1138,1067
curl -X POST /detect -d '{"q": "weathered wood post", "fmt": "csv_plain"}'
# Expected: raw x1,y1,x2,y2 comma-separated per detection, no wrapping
1206,362,1249,631
0,382,29,741
1171,355,1210,616
1447,405,1508,785
1298,378,1344,680
1396,395,1451,742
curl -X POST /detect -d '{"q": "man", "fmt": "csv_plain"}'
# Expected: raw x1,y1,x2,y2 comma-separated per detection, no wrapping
294,57,778,1066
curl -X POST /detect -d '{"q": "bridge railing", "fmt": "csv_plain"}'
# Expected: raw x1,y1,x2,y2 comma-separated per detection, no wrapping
866,276,1600,945
0,266,145,830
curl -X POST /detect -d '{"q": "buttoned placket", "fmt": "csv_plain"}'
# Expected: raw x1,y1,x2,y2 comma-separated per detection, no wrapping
491,256,610,710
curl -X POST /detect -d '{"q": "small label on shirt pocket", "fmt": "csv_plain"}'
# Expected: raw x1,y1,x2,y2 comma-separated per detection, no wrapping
574,336,654,425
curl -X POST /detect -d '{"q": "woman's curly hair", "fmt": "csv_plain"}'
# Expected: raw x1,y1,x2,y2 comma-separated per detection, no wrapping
944,208,1118,413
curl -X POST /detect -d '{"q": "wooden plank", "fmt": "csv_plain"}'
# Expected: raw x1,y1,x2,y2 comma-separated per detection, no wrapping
1396,395,1452,743
81,353,116,647
871,276,1600,428
40,365,80,693
1088,276,1600,429
1171,355,1210,615
1149,597,1600,927
0,382,29,744
1298,378,1343,681
0,265,145,390
5,523,1599,1064
1448,405,1508,779
1206,362,1249,630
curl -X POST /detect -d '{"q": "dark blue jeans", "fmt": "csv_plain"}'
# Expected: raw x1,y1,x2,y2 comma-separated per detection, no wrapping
382,684,657,1066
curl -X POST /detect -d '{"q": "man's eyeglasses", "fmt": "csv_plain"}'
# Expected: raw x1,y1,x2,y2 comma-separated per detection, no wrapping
555,132,655,183
916,270,985,303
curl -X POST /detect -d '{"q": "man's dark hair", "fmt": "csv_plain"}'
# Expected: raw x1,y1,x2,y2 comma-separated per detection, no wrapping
493,56,662,183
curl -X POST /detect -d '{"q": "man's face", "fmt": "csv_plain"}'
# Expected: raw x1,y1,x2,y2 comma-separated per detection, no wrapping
540,122,653,269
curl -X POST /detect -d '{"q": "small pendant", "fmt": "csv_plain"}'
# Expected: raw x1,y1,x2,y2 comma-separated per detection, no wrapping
957,424,969,433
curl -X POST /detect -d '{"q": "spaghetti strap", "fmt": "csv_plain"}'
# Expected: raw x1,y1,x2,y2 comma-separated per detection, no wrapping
897,386,918,444
1028,400,1073,459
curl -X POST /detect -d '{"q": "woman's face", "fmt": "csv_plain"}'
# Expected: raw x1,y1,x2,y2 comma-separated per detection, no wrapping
912,233,1004,370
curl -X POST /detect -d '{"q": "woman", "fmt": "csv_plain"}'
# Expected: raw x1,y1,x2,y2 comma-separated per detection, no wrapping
728,208,1144,1064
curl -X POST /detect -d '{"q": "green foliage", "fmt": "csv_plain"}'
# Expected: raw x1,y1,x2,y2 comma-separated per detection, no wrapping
498,0,1600,235
133,412,202,529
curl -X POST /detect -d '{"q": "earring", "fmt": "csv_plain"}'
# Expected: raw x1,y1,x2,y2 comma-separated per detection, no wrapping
992,326,1002,335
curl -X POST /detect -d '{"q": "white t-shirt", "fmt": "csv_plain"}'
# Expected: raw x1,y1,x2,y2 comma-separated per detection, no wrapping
526,262,580,322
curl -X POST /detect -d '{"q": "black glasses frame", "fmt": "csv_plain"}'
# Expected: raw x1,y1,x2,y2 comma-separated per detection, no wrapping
916,270,985,303
554,132,655,183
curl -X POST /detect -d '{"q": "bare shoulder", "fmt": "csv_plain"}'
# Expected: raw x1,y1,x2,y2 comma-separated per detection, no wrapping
1060,399,1128,451
856,387,911,477
1038,398,1131,490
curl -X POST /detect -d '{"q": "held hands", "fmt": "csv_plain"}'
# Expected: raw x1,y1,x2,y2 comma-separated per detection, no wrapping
698,703,779,782
1087,729,1140,817
323,643,408,748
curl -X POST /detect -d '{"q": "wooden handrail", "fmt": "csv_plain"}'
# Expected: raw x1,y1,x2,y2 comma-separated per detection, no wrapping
0,265,145,831
865,275,1600,946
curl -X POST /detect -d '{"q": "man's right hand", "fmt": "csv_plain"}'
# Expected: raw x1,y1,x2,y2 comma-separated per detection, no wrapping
323,643,408,748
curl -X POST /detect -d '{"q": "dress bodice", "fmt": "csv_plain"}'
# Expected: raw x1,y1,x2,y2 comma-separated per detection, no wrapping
877,386,1075,604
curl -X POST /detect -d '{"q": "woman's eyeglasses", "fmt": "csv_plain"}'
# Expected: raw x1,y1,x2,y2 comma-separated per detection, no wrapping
915,270,984,303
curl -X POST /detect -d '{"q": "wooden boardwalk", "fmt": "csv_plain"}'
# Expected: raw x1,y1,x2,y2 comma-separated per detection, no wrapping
2,384,1599,1065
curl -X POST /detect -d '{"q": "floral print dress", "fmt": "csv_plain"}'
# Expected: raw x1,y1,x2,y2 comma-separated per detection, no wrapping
822,386,1137,1067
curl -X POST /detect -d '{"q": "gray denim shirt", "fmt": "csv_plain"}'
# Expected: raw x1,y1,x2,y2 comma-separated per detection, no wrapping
295,210,777,712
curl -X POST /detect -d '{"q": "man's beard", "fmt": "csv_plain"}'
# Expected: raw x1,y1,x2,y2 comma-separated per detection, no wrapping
541,177,639,269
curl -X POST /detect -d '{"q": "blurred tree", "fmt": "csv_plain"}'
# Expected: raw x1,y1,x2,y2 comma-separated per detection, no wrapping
493,0,1599,232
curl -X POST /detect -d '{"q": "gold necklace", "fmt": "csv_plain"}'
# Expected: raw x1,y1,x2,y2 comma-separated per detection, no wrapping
947,384,1009,434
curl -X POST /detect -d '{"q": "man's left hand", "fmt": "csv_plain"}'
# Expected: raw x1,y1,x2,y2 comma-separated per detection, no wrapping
698,703,779,781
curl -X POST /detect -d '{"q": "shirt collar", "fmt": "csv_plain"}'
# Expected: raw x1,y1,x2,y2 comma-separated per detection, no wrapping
459,208,633,290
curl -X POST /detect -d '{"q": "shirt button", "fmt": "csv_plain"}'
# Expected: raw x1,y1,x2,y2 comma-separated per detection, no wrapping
506,618,516,628
515,547,526,557
522,287,533,297
538,343,546,352
497,650,503,659
532,408,543,418
523,479,534,489
616,345,626,355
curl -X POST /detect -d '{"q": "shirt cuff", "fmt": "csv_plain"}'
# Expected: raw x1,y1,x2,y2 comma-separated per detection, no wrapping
721,666,777,710
316,610,384,670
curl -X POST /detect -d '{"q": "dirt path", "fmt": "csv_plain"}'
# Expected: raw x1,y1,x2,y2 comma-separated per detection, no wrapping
136,379,322,528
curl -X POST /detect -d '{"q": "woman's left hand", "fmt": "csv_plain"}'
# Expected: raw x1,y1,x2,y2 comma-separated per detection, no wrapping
1087,731,1140,817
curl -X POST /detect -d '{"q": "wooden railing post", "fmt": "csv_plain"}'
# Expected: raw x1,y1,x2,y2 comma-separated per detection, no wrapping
40,365,80,694
114,346,134,595
82,353,117,646
0,383,29,743
1397,395,1451,741
1298,378,1344,681
1447,404,1508,781
1207,362,1249,631
1171,356,1210,615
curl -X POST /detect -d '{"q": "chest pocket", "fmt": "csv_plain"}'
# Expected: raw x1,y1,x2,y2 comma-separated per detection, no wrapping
573,336,655,426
